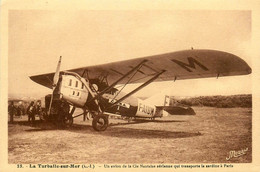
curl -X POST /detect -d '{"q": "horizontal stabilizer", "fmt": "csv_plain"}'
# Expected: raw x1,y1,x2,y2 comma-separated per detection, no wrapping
156,105,196,115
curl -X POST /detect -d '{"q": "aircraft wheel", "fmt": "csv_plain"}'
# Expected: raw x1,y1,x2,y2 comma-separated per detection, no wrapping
41,110,49,121
92,114,109,131
62,114,73,128
39,110,45,121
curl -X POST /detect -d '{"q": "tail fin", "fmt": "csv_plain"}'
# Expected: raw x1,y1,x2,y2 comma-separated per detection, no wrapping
156,95,196,115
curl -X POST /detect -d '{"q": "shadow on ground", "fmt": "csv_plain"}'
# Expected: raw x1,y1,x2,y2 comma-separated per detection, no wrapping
69,123,202,139
9,119,201,139
108,119,187,128
9,120,58,131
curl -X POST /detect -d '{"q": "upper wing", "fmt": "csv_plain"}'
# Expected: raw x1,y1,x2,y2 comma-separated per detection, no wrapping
30,49,251,89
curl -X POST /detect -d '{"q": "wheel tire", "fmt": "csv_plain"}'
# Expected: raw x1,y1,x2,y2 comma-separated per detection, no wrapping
62,115,73,128
92,114,109,131
39,110,46,121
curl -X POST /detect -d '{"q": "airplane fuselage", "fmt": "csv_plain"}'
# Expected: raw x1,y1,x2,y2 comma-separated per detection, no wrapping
57,74,163,118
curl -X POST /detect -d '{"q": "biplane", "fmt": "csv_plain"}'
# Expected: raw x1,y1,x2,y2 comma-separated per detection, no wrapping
30,49,251,131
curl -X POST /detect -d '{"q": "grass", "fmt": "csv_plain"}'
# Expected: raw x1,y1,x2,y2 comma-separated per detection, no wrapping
8,107,251,164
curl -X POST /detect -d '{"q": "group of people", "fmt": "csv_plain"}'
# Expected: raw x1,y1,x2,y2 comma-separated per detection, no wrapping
8,100,41,125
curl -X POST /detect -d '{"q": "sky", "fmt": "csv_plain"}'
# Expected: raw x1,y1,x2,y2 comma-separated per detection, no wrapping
8,10,252,99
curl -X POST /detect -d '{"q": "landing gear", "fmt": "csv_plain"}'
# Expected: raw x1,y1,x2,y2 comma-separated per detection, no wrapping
61,114,73,128
92,114,109,131
83,111,92,121
86,112,92,120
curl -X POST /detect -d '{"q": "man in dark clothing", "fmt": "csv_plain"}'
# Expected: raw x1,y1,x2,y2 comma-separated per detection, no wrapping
35,101,42,121
8,101,16,123
16,101,23,118
27,101,35,125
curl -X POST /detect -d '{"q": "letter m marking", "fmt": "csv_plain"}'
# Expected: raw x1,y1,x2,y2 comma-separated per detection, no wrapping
171,57,209,72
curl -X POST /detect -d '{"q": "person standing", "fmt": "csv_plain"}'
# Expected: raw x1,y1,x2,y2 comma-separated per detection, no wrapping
8,101,16,123
27,101,35,125
17,101,23,118
35,101,42,121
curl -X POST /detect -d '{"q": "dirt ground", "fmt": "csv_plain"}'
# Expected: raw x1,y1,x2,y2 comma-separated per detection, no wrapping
8,107,252,164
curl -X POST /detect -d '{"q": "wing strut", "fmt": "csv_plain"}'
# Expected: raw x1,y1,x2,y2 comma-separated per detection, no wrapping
85,59,147,105
106,70,166,110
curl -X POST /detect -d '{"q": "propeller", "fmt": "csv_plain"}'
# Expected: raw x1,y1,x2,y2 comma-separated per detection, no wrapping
48,56,62,115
